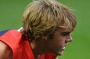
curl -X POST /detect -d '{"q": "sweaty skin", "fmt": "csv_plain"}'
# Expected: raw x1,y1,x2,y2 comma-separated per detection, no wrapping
0,41,12,59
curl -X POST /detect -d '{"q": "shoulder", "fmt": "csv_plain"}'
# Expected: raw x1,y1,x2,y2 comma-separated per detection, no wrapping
0,29,22,44
0,29,22,43
0,41,12,59
0,29,22,52
0,29,21,37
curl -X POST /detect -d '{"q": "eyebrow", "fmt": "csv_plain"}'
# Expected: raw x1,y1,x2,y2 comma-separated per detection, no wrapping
61,32,70,35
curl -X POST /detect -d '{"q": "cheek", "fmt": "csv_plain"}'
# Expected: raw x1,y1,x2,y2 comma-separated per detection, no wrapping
54,36,65,44
46,35,66,50
51,37,64,49
52,36,66,50
46,37,65,54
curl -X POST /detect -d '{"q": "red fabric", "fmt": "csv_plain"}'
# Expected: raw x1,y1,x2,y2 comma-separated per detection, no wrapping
0,30,57,59
0,30,35,59
40,53,57,59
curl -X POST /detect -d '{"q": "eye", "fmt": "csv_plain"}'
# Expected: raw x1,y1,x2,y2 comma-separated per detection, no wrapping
61,32,70,36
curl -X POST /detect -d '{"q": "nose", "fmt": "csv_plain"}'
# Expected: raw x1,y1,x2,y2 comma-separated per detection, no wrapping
65,35,72,43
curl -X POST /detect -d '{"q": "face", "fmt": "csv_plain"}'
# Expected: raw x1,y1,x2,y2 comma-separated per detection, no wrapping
46,27,73,55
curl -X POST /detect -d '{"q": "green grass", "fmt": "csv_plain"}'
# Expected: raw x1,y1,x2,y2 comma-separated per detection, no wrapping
0,0,90,59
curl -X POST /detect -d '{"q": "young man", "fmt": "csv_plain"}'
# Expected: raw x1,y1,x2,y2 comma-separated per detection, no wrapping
0,0,76,59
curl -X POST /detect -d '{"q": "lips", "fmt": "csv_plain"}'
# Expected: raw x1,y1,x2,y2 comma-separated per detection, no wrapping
61,47,65,51
63,47,65,49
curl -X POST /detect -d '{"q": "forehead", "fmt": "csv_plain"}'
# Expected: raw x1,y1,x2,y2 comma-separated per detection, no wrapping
56,27,72,33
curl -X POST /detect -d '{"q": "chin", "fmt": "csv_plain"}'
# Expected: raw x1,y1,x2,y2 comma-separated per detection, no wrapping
58,53,63,56
57,51,64,56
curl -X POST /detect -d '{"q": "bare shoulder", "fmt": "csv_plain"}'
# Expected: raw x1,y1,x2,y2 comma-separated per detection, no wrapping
0,41,13,59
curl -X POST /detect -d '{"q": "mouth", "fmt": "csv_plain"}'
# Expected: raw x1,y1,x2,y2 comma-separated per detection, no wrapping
61,47,65,51
61,44,68,50
57,47,66,55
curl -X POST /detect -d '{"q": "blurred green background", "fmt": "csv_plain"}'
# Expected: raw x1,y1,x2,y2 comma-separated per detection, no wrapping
0,0,90,59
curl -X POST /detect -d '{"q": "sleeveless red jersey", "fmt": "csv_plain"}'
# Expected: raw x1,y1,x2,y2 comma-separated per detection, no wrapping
0,30,57,59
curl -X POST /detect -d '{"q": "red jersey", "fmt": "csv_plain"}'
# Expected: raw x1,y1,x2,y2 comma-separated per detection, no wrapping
0,30,57,59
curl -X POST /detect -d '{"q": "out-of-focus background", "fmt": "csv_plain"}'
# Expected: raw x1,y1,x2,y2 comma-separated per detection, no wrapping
0,0,90,59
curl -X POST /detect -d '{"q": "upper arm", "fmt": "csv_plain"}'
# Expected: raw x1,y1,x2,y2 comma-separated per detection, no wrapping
0,41,13,59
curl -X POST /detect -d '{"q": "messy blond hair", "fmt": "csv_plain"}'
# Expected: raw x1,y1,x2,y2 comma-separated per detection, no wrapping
22,0,76,40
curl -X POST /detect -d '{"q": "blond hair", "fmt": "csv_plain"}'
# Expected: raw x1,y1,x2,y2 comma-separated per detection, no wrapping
22,0,76,40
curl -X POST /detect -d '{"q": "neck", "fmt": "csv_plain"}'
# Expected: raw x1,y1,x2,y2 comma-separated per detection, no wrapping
30,39,48,58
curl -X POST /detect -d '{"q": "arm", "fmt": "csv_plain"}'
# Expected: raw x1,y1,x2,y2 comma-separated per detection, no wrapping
0,41,12,59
